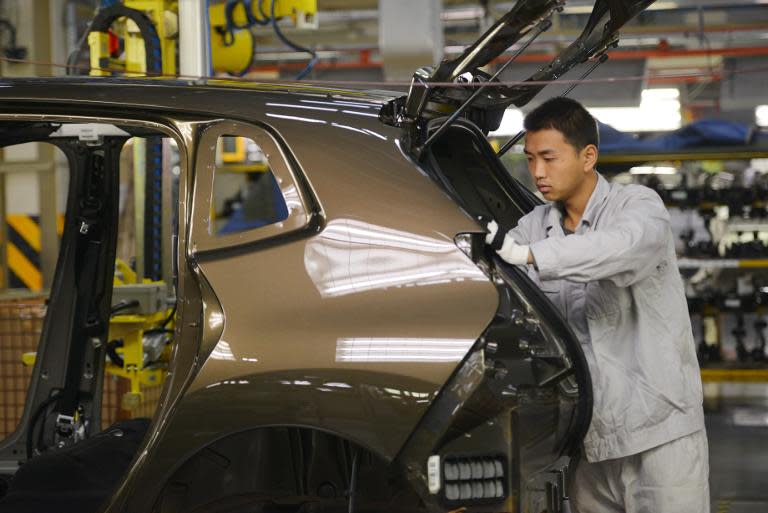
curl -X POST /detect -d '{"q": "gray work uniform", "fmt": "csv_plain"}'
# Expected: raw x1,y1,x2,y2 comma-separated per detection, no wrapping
508,172,705,463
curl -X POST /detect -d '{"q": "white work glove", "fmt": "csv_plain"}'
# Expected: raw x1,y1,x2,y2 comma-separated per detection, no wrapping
485,220,530,266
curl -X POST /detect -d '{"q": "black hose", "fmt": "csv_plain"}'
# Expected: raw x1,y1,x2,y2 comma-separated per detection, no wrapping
106,339,125,368
110,299,140,316
270,0,317,80
26,393,60,460
161,303,177,327
143,328,174,336
0,19,18,48
256,0,271,25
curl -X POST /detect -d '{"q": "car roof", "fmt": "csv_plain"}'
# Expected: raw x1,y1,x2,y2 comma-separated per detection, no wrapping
0,76,399,113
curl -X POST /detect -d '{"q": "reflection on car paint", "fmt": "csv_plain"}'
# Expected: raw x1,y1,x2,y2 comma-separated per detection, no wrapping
281,184,303,214
266,102,338,112
305,219,486,298
265,113,326,124
335,337,475,363
209,340,236,361
341,110,380,118
299,99,381,109
204,379,250,388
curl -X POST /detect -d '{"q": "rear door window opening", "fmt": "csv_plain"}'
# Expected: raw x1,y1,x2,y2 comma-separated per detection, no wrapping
0,116,185,501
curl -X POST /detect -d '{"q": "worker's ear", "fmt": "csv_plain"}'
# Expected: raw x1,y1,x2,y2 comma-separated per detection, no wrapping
581,144,598,172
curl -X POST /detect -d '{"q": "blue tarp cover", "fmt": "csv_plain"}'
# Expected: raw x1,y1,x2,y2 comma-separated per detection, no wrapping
598,119,752,153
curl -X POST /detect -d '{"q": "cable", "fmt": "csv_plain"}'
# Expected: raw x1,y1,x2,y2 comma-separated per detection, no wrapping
0,52,765,88
110,299,140,316
26,392,60,460
106,339,125,367
143,328,175,336
161,303,177,327
270,0,317,80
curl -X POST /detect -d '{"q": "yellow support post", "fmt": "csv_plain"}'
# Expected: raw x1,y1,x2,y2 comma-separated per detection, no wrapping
88,31,112,77
85,1,178,77
125,0,178,76
107,309,171,410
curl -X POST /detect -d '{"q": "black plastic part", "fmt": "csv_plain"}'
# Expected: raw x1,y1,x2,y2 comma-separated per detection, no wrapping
144,137,164,281
0,419,151,513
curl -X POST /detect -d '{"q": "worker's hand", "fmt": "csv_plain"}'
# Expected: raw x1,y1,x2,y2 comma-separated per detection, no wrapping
485,220,530,265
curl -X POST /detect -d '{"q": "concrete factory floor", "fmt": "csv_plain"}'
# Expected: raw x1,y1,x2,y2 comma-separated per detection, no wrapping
705,383,768,513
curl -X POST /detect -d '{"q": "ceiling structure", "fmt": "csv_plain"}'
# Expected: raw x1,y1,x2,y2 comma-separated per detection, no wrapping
236,0,768,121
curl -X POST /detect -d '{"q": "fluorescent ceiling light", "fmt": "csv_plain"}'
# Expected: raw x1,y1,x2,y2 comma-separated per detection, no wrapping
641,88,680,101
590,88,681,132
756,105,768,127
629,166,677,175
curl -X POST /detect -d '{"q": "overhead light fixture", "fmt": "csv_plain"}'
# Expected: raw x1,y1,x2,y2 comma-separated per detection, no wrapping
589,88,681,132
756,105,768,127
629,166,677,175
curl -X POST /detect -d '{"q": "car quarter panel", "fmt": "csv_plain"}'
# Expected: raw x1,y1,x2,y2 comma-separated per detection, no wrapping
185,105,499,458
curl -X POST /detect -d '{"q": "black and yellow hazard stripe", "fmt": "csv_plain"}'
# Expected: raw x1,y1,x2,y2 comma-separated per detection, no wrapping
6,215,64,291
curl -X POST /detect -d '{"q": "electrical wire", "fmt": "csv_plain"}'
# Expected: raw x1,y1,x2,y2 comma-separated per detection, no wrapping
26,392,61,460
269,0,317,80
106,339,124,368
0,53,764,88
160,303,176,327
110,299,140,316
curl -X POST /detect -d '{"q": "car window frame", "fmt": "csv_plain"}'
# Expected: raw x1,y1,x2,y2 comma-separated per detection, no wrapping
190,120,312,253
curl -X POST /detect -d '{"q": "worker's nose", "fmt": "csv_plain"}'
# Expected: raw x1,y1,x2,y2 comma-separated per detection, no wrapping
531,159,546,180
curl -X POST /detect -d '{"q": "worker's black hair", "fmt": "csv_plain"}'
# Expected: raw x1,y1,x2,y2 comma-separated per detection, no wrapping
523,97,599,151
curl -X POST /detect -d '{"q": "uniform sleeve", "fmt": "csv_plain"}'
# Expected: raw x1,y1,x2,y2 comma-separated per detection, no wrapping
506,208,541,246
528,190,669,286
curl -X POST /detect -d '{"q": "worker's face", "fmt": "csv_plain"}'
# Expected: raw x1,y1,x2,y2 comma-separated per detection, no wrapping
524,128,597,202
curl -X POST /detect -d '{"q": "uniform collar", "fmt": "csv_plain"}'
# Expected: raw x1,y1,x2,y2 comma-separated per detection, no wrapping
545,171,609,232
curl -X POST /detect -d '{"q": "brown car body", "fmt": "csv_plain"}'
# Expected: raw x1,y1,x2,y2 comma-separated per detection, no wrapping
0,78,591,513
0,2,667,510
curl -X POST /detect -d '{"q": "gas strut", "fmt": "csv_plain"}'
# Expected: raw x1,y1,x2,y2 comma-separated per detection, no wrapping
416,16,553,158
496,52,609,158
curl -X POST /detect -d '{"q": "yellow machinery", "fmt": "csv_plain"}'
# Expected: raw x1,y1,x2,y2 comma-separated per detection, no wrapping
109,260,173,410
86,0,317,77
24,261,174,411
72,0,317,410
107,309,172,410
87,0,178,77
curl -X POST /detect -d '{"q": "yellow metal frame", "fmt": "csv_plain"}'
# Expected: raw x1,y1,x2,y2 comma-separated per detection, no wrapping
21,308,173,410
125,0,178,76
221,136,247,163
87,0,178,77
107,309,171,409
701,368,768,382
598,149,768,164
86,0,319,77
87,31,112,76
218,163,269,173
208,0,317,27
